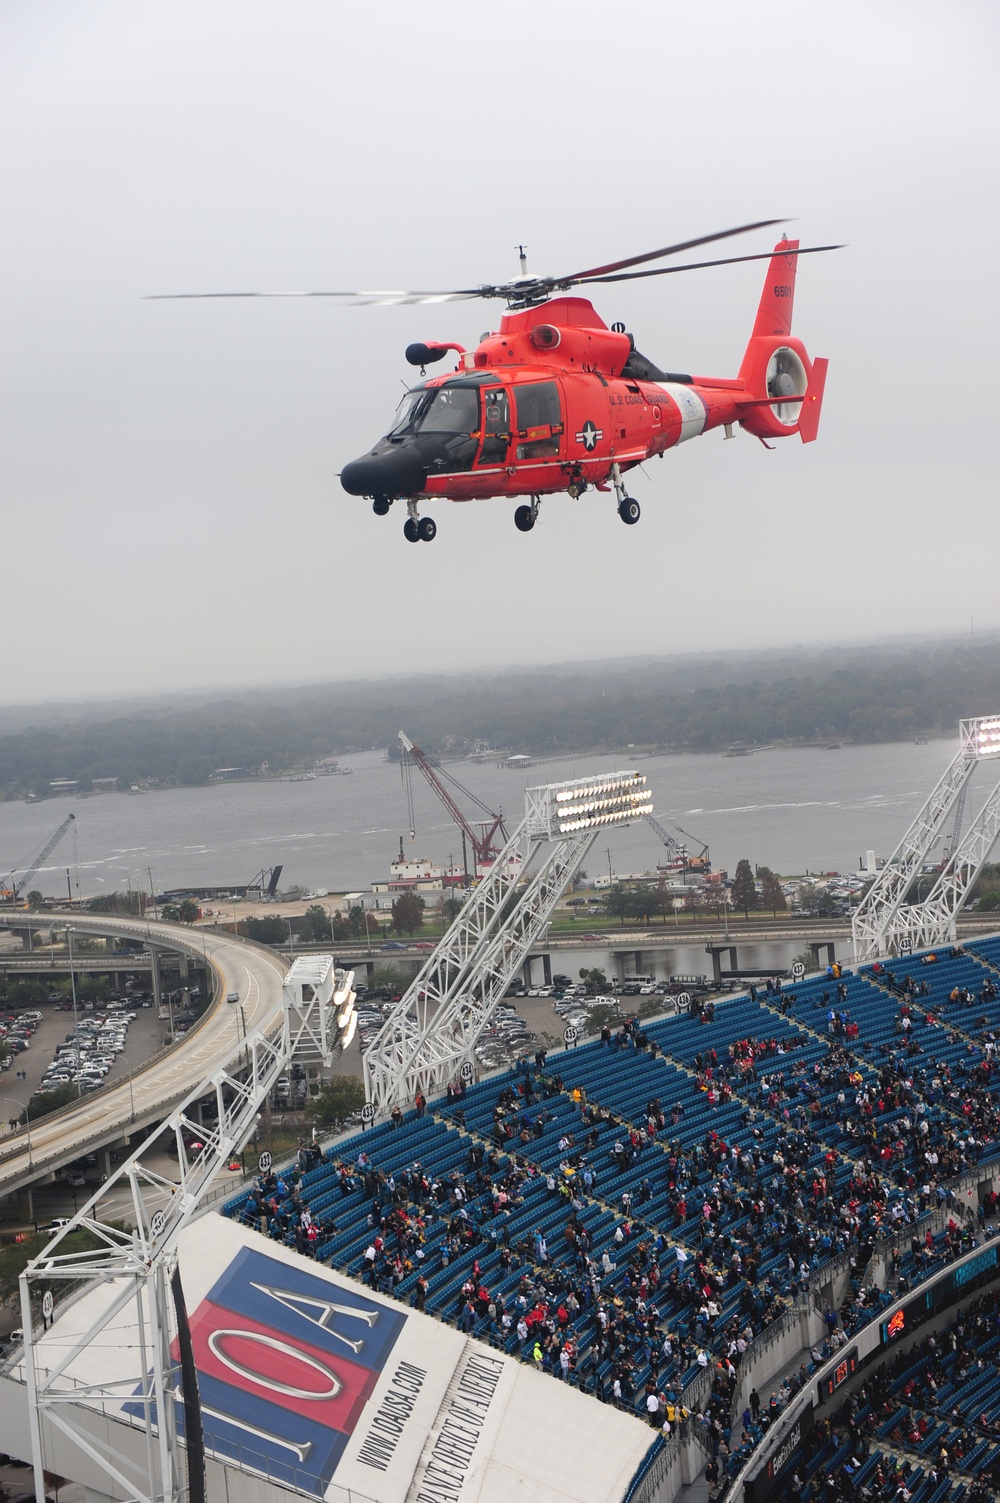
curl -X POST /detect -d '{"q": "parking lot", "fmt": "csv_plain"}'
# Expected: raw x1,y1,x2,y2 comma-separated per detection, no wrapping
0,996,168,1175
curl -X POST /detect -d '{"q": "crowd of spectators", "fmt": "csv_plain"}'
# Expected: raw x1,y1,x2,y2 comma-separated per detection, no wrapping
769,1286,1000,1503
228,941,1000,1502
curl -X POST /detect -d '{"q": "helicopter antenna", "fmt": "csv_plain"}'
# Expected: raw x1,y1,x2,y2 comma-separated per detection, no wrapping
516,244,528,276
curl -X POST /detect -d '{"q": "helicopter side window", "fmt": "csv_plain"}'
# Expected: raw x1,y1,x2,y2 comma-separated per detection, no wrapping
476,389,510,466
513,382,562,460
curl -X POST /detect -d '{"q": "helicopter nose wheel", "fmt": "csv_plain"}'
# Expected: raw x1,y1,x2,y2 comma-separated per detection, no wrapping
403,500,436,542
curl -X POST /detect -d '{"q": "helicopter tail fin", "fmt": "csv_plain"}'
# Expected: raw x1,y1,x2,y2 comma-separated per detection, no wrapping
745,237,799,347
737,238,827,443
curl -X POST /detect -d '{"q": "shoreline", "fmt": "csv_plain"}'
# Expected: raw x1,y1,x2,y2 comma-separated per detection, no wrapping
5,731,955,805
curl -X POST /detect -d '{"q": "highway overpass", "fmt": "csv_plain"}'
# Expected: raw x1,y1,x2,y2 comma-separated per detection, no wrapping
0,912,288,1206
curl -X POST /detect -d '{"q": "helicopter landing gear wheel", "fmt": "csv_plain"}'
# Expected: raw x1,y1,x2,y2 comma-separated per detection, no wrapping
417,516,437,542
609,461,639,525
372,497,391,516
403,518,420,543
514,494,540,533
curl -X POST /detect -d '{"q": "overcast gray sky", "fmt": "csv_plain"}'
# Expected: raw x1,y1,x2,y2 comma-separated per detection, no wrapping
2,1,997,704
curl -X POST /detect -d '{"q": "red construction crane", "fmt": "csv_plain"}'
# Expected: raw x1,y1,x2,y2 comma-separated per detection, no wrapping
398,730,508,883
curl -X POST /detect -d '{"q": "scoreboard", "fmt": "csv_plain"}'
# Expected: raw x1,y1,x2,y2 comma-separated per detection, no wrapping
819,1347,858,1401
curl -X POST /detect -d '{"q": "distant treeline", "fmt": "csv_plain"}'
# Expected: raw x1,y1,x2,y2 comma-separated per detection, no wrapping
2,635,999,794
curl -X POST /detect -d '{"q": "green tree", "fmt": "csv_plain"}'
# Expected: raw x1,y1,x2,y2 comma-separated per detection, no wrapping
302,904,333,943
442,896,463,924
25,891,44,910
585,1003,619,1033
794,881,826,915
0,1221,131,1304
332,911,351,941
175,899,200,924
579,966,609,989
87,892,147,917
81,975,111,1002
24,1082,81,1119
243,915,287,945
731,859,758,918
348,906,367,939
5,980,50,1009
307,1076,366,1128
758,868,787,917
391,893,425,935
604,884,637,926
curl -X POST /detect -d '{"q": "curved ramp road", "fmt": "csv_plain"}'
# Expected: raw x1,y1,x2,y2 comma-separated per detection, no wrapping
0,913,288,1194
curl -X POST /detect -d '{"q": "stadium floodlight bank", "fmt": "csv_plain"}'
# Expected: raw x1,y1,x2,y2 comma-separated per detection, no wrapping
524,771,653,837
853,715,1000,961
363,771,652,1114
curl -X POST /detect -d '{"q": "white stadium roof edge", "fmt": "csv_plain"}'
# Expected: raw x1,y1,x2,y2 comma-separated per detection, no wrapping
0,1216,653,1503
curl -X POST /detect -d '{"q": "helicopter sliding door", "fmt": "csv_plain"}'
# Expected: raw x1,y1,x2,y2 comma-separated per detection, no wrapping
512,381,563,461
475,388,511,467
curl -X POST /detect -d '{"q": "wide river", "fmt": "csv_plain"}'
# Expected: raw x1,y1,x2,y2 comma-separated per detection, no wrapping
0,736,976,903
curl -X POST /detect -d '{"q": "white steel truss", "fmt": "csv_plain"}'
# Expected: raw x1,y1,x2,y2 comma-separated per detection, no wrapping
853,716,1000,961
363,770,652,1113
18,1014,295,1503
283,954,355,1065
879,774,1000,953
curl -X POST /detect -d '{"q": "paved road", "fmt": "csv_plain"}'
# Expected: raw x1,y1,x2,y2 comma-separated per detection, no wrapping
0,912,288,1197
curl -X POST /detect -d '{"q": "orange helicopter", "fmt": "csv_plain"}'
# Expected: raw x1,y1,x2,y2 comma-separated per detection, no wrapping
153,220,836,542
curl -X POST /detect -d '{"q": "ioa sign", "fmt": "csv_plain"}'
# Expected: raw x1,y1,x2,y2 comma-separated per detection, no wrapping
124,1245,405,1494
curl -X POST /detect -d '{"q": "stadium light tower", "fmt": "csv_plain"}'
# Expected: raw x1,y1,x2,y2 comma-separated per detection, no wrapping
853,716,1000,960
363,770,653,1114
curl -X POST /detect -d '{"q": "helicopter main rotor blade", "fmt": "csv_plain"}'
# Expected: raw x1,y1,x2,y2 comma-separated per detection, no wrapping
577,243,844,285
557,219,786,285
145,289,487,302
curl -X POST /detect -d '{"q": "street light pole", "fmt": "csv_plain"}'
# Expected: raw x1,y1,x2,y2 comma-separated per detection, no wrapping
66,928,80,1098
67,928,79,1031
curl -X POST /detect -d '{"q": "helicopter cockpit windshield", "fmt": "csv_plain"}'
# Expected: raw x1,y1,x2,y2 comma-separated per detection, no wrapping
389,384,479,438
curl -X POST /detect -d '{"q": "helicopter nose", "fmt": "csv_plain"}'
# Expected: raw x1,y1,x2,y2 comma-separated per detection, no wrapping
341,445,427,497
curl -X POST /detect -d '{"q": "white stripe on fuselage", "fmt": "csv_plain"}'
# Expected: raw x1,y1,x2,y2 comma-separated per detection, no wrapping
656,383,707,443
